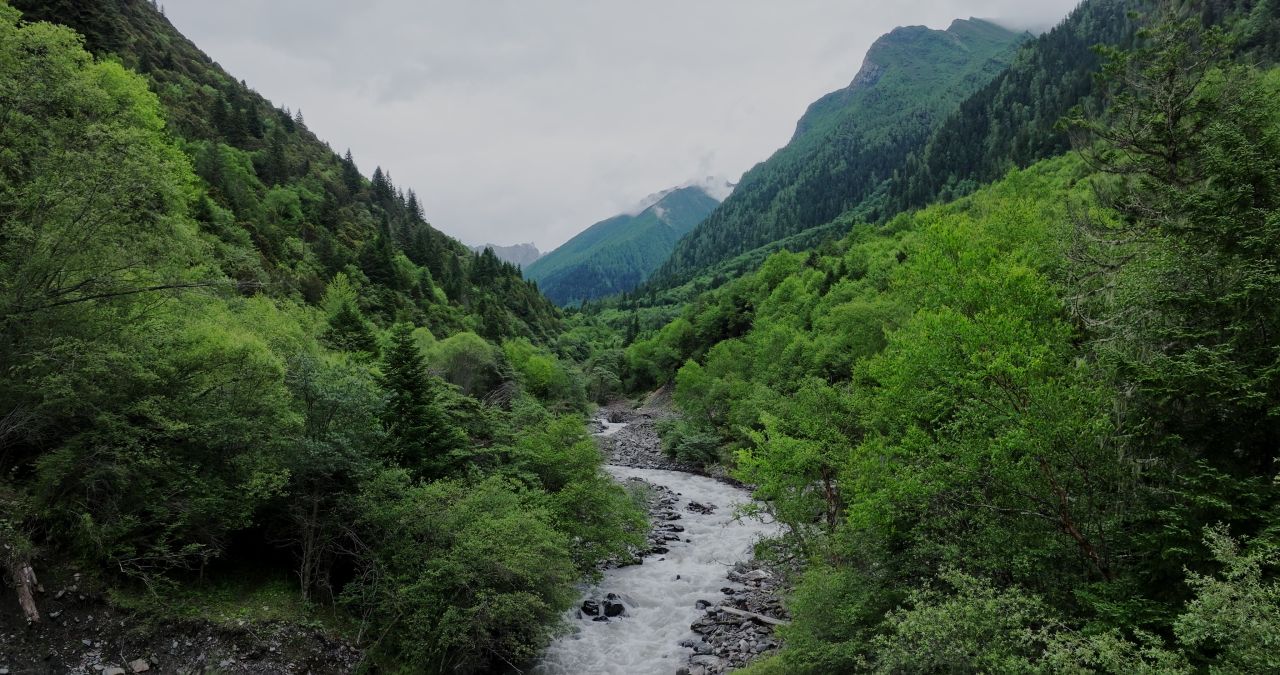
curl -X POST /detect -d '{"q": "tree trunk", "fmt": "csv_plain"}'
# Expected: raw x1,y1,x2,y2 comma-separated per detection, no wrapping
1038,456,1115,581
820,466,841,532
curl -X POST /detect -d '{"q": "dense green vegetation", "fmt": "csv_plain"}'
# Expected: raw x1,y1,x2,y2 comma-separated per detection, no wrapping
525,186,720,306
654,19,1026,286
6,0,1280,671
0,3,644,671
595,0,1280,385
622,12,1280,671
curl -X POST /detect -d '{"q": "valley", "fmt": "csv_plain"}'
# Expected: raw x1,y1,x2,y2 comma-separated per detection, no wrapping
3,0,1280,673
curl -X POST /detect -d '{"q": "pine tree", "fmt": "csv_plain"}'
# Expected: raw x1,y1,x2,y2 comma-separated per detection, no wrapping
341,150,362,197
406,189,424,221
360,217,399,290
323,300,379,355
624,312,640,347
380,323,465,478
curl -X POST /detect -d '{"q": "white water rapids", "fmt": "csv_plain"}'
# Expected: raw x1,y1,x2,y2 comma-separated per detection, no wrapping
533,422,779,675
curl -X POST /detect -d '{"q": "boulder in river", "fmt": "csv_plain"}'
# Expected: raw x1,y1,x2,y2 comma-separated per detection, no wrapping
603,593,626,618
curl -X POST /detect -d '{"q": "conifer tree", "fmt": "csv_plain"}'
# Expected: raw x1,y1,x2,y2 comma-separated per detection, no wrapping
341,149,363,198
323,301,379,355
360,217,399,289
406,189,424,221
380,323,464,478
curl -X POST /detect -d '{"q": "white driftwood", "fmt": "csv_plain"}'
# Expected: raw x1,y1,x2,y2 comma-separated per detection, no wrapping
718,605,788,626
9,559,41,623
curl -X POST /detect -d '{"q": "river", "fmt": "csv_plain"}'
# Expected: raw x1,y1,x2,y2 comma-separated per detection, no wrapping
533,419,779,675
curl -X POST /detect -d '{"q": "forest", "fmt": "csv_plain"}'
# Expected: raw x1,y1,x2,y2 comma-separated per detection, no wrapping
621,9,1280,672
0,1,642,671
3,0,1280,672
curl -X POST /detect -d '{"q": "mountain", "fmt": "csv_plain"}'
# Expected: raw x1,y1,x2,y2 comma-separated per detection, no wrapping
9,0,562,343
653,18,1027,285
525,186,720,306
470,242,542,267
883,0,1142,214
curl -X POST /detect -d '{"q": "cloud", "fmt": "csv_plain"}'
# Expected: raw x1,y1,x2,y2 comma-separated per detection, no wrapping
162,0,1079,250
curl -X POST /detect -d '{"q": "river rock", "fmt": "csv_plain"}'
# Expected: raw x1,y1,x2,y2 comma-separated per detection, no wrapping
690,654,722,668
603,594,626,618
687,501,717,514
580,600,600,617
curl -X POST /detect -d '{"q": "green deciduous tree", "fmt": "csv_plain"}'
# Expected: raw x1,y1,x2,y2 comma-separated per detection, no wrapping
344,472,578,673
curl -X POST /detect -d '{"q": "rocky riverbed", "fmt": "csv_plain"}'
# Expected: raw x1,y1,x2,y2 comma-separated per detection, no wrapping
681,561,790,674
593,403,700,472
537,403,790,675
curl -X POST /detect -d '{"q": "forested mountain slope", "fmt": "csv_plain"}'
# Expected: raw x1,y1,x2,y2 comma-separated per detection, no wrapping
618,7,1280,672
883,0,1142,212
654,18,1026,284
0,2,646,672
10,0,561,343
589,0,1149,337
526,186,720,306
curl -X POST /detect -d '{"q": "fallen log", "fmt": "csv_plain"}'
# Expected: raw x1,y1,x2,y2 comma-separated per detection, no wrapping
718,605,788,626
8,558,41,623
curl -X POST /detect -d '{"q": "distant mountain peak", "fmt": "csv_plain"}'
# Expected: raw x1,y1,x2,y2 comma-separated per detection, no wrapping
526,181,722,306
625,178,735,216
470,242,542,267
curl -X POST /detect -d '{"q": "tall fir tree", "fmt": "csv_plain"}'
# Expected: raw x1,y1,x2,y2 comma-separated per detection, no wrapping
341,149,363,198
380,323,465,479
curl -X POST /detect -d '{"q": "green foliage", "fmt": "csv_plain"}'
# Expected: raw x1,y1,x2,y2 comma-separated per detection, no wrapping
380,324,466,479
869,570,1058,673
1174,527,1280,672
345,472,577,673
884,0,1142,214
0,6,639,672
504,414,647,571
11,0,563,342
658,418,723,466
321,273,379,355
644,11,1280,673
503,338,586,410
7,2,1280,673
423,330,505,398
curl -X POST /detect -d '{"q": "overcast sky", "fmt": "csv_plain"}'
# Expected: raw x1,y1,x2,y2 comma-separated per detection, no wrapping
162,1,1080,251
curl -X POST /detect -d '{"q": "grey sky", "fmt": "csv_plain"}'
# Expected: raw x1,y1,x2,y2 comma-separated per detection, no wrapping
161,1,1080,250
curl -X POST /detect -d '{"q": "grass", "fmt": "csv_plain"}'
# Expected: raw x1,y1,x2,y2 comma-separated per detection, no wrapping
107,570,358,638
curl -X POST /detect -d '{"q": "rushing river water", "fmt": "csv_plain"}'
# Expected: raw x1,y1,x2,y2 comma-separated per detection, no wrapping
534,422,778,675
